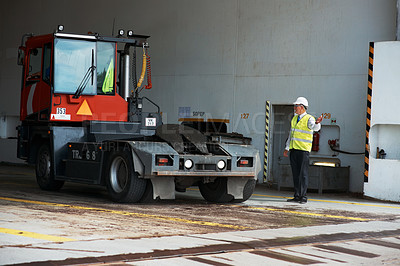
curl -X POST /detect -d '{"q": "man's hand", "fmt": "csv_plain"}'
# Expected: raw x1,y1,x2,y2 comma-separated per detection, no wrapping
316,114,323,124
283,150,288,157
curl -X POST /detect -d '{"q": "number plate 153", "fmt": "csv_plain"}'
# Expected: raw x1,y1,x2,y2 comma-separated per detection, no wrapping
145,117,157,127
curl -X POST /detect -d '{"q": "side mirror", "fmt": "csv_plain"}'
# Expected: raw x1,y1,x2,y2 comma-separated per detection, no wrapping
17,47,25,65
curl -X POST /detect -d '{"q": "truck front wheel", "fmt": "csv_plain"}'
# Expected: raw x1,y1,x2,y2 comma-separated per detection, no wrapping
36,144,64,190
232,178,256,203
106,151,146,203
199,177,234,203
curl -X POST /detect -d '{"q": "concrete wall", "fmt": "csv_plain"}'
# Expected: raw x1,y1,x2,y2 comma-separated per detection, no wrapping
0,0,397,192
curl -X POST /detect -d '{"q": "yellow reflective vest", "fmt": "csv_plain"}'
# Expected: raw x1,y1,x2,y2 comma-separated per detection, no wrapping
102,59,114,94
289,114,314,152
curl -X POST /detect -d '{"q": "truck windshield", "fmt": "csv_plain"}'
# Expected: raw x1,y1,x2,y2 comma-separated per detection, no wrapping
54,38,97,95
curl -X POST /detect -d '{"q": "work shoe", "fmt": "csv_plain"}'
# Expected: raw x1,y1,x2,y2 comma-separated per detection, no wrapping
299,198,308,204
287,197,300,202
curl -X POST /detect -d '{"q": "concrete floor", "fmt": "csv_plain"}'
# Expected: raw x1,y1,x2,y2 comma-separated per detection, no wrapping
1,164,400,265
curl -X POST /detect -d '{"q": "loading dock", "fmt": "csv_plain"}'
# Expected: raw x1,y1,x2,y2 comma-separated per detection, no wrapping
1,1,400,263
1,164,399,265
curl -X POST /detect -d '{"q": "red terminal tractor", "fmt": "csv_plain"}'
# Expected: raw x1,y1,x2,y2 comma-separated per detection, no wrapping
17,25,260,203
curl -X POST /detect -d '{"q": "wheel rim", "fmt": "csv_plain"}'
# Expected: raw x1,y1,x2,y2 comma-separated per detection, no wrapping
110,156,129,193
37,149,50,180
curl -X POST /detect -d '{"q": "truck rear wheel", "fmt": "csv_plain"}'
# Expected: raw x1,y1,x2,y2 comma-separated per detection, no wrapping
139,179,156,203
199,177,234,203
106,150,146,203
232,178,256,203
36,144,64,190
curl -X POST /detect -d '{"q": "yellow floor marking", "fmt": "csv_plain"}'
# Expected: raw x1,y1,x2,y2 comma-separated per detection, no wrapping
0,182,36,187
0,171,34,176
188,188,371,221
0,227,76,242
0,196,250,230
231,205,370,221
252,193,285,198
190,187,399,209
252,193,400,209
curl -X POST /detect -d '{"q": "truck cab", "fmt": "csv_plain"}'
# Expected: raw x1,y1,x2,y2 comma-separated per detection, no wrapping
18,31,148,123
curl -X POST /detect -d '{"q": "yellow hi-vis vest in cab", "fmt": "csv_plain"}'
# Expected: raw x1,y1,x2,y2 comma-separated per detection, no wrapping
289,114,314,152
102,59,114,94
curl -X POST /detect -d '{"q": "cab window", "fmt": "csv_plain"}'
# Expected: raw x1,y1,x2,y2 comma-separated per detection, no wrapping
42,43,52,84
97,42,115,95
27,48,42,81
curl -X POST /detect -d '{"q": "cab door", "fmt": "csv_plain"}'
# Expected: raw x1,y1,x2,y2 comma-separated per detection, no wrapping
20,37,53,121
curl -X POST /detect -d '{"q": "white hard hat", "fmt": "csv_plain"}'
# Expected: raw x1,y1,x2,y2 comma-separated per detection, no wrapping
293,97,308,107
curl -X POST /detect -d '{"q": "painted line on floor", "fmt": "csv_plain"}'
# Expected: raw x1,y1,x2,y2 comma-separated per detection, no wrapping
0,181,36,187
251,193,400,209
0,227,76,242
186,188,370,221
189,187,399,209
231,205,370,221
0,196,250,230
0,171,35,176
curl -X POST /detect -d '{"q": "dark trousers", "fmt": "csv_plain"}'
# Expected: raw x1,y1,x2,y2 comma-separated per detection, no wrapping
289,149,309,199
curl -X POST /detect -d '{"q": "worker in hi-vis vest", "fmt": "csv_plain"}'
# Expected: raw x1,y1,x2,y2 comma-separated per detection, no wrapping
283,97,323,204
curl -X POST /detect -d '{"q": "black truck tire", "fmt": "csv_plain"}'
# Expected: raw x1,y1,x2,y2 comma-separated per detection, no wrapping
138,179,156,203
106,150,146,203
36,144,64,190
232,178,256,203
199,177,234,203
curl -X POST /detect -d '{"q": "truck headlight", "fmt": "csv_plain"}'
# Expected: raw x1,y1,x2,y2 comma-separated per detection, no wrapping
217,160,226,170
184,159,193,169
